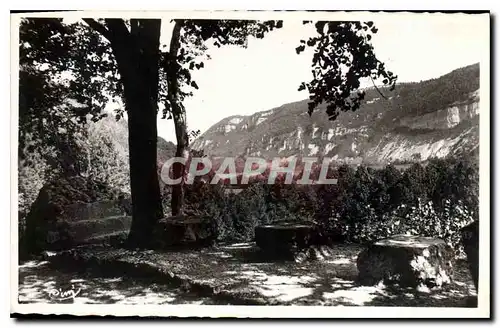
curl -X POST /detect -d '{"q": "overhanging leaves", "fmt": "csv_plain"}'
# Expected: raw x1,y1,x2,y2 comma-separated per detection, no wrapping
296,21,397,120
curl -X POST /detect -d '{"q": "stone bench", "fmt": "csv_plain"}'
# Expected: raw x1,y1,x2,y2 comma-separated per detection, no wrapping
24,199,132,252
357,234,454,288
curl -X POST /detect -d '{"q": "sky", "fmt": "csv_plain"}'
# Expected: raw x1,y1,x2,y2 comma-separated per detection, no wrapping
119,14,487,143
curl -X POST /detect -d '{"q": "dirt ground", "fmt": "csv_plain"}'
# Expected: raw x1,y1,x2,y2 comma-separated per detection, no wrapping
18,260,218,305
19,243,477,306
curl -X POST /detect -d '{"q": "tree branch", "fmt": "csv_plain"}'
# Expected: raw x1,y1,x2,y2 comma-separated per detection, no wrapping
370,76,388,100
82,18,112,42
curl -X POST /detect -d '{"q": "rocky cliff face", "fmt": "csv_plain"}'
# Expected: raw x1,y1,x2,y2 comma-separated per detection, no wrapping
363,90,479,163
398,89,479,131
192,64,480,165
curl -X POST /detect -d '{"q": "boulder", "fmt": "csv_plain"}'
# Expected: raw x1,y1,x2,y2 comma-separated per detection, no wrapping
357,234,454,288
150,215,214,249
461,221,479,290
21,176,131,256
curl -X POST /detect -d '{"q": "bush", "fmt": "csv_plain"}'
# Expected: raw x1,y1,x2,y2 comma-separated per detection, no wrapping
308,159,479,253
178,178,320,243
18,154,52,241
317,157,478,255
157,156,478,256
180,181,268,242
347,199,474,256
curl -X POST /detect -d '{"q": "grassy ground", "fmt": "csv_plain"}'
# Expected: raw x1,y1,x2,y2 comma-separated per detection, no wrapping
21,242,477,307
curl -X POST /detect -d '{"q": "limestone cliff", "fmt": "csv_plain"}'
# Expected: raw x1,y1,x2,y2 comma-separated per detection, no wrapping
191,63,480,165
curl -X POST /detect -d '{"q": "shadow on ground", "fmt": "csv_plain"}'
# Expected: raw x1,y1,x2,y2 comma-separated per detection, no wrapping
19,243,477,306
18,261,220,305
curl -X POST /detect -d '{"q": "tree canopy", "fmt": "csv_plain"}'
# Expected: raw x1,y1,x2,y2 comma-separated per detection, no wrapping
20,18,396,153
18,16,396,247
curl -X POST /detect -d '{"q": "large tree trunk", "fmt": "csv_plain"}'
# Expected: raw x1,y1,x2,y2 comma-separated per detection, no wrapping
125,91,163,247
165,21,189,216
104,19,163,248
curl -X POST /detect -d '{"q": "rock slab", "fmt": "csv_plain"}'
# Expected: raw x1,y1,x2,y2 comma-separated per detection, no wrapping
357,234,454,287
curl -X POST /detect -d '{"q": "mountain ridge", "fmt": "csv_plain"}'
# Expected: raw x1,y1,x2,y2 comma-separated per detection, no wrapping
191,63,480,165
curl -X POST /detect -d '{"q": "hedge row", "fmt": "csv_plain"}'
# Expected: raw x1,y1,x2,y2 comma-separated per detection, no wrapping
175,157,478,254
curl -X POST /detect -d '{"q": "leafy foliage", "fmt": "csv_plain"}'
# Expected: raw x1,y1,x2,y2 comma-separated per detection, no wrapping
18,150,52,235
297,21,397,120
177,157,478,256
18,116,131,227
19,17,397,243
347,199,474,256
315,157,478,255
19,18,119,123
19,18,118,176
20,18,395,157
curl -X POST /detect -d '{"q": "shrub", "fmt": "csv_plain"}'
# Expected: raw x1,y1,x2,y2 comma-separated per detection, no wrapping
262,178,319,223
179,178,320,243
314,158,478,253
189,182,269,242
347,199,474,256
392,162,429,206
439,159,479,219
406,199,475,255
368,167,390,214
157,156,478,255
18,154,52,241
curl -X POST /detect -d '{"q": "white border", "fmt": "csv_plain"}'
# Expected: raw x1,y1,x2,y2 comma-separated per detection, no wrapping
9,10,491,319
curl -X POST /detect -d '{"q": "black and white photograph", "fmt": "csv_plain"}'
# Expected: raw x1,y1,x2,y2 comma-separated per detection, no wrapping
10,10,490,318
